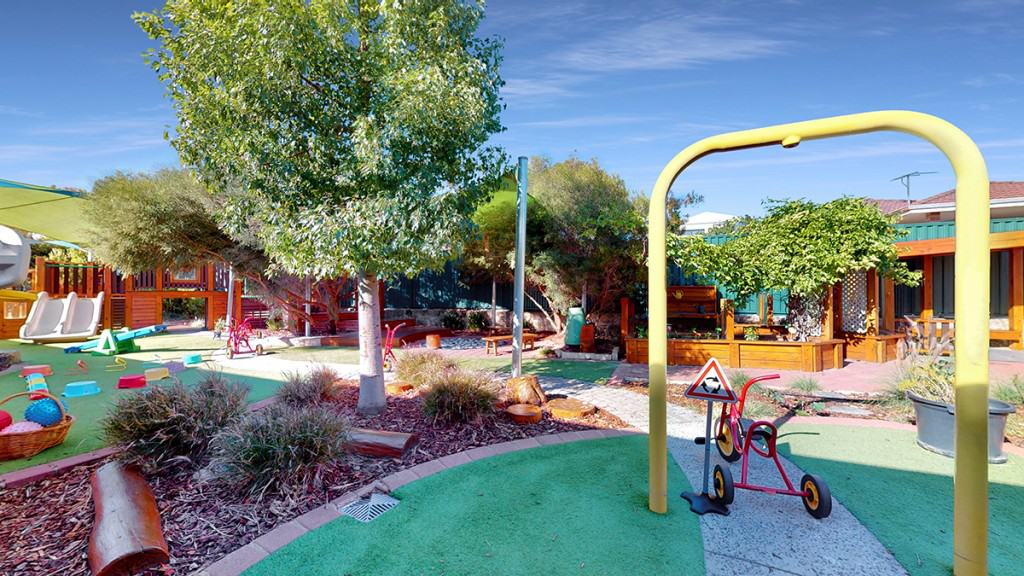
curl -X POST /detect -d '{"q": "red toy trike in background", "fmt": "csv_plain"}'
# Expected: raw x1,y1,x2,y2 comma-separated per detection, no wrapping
225,317,264,360
381,322,405,372
712,374,832,519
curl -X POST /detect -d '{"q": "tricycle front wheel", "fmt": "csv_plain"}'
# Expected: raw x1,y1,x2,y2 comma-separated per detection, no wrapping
713,464,735,505
800,474,832,519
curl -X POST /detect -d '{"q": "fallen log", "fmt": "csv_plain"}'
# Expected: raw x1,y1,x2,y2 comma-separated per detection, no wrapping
346,427,418,458
88,461,169,576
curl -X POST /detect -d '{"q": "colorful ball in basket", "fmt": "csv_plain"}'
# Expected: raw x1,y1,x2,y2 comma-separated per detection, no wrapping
24,398,68,428
0,410,11,430
0,421,43,435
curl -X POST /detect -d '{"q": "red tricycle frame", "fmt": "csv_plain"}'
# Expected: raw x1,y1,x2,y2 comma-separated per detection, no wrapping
713,374,832,519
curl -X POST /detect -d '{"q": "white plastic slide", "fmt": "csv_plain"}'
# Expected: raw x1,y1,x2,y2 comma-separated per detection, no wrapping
0,225,30,288
20,291,105,343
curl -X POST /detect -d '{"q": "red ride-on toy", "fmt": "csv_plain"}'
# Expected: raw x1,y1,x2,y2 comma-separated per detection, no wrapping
226,317,264,360
381,323,405,372
713,374,832,519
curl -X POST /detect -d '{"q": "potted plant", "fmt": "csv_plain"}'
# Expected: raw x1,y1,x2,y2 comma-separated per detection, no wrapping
897,336,1016,463
743,326,759,341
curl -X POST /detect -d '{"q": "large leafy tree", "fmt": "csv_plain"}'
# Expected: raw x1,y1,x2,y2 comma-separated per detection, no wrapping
526,157,645,330
669,197,920,338
137,0,506,415
83,169,352,330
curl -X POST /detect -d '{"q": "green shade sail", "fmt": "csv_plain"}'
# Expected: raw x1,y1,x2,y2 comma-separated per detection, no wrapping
0,178,89,243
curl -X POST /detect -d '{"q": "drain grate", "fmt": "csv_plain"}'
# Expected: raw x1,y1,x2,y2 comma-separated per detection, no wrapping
340,493,399,523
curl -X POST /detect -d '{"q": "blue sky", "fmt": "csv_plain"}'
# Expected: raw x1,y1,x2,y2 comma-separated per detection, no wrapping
2,0,1023,216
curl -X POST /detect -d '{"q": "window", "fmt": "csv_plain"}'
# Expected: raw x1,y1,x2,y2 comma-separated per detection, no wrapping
4,301,28,320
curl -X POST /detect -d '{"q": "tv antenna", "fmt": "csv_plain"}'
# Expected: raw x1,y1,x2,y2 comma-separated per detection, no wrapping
891,171,937,207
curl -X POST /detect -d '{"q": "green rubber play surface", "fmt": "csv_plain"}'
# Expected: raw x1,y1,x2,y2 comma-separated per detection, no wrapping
777,424,1024,576
0,334,289,474
246,435,705,576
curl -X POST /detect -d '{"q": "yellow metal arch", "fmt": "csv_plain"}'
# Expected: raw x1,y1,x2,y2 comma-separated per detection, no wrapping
647,110,989,575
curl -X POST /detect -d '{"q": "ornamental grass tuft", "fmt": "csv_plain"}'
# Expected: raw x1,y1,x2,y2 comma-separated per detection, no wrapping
421,370,497,425
210,403,350,499
101,373,248,469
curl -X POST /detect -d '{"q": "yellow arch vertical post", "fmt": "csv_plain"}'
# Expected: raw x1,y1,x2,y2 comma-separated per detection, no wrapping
647,111,989,575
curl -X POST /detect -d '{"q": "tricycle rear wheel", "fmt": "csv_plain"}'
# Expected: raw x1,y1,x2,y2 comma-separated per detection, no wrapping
715,421,742,463
800,474,832,519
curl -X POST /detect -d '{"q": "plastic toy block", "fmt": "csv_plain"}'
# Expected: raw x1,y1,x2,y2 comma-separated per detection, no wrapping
117,374,147,389
20,364,53,377
144,367,170,382
63,381,101,398
182,353,203,366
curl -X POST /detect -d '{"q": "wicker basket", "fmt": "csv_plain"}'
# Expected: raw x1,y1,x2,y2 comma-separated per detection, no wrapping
0,391,74,461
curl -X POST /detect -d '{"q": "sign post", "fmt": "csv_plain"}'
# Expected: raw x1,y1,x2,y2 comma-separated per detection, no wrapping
680,357,736,516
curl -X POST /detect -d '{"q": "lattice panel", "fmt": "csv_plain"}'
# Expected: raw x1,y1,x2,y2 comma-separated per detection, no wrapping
842,270,868,333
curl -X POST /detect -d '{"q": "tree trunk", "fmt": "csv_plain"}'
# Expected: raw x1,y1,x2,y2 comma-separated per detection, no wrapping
357,272,385,416
491,277,498,329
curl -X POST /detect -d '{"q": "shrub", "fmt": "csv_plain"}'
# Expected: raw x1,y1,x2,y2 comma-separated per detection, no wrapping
994,375,1024,405
210,403,349,499
893,335,955,404
440,310,466,330
743,326,759,341
539,346,558,358
728,370,751,387
102,373,248,468
279,365,339,406
467,310,490,331
396,349,456,388
422,370,497,425
791,377,821,393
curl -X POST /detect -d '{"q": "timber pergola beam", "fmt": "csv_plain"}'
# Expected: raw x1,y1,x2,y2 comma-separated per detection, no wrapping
647,110,990,576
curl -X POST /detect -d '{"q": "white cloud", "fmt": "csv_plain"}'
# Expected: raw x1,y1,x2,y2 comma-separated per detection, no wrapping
556,13,790,72
0,105,39,117
517,114,659,128
963,73,1023,88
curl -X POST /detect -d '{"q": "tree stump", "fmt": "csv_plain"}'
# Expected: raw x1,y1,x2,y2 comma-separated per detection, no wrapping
505,375,546,405
547,397,597,419
506,403,542,425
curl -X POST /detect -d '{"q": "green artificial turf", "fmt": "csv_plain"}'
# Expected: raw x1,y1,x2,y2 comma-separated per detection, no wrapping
457,357,620,382
272,345,361,364
777,424,1024,576
246,435,704,576
0,335,289,474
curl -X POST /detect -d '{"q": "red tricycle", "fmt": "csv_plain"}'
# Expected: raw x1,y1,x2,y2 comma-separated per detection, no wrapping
381,322,405,372
712,374,832,519
225,317,264,360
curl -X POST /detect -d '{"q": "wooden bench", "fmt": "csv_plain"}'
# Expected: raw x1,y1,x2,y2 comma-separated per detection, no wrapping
666,286,718,319
483,332,537,355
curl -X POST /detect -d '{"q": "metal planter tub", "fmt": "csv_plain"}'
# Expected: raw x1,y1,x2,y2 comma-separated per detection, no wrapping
907,391,1017,464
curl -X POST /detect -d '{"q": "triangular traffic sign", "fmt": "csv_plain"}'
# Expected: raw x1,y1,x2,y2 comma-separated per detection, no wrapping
684,358,736,403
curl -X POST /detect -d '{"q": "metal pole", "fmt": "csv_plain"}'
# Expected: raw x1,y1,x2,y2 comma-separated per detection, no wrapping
512,156,528,377
702,401,713,494
304,276,312,337
225,265,235,329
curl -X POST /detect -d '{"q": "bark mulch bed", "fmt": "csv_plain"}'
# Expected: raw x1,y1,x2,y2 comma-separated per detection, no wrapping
0,381,631,576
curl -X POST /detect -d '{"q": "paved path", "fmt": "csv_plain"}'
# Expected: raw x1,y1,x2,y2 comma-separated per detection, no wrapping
541,377,907,576
217,354,362,380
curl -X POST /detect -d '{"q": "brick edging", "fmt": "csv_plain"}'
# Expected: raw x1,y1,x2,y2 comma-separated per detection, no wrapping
0,446,120,489
196,428,642,576
783,415,1024,457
